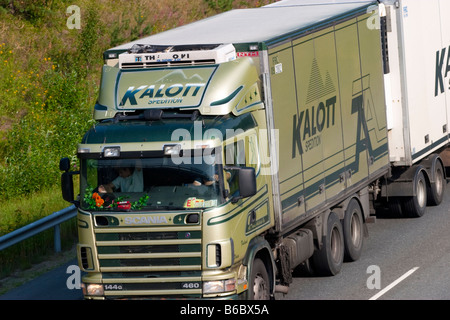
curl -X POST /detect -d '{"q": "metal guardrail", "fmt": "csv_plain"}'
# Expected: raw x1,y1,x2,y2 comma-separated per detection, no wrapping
0,205,77,253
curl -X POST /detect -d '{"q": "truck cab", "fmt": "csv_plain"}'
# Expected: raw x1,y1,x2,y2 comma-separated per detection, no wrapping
61,43,276,299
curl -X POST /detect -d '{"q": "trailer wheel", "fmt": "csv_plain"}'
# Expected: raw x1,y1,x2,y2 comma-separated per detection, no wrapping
342,199,364,262
249,258,270,300
427,160,445,206
313,212,344,276
403,170,427,218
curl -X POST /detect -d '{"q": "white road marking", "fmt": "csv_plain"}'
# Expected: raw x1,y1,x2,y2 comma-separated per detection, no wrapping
369,267,420,300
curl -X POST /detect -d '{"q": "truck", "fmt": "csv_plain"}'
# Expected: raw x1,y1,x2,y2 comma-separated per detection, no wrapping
59,0,449,299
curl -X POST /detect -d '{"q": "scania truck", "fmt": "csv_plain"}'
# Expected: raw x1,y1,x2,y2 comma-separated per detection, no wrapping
60,0,450,299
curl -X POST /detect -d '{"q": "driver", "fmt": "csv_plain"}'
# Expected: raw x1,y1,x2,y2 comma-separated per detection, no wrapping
192,175,219,186
98,166,143,193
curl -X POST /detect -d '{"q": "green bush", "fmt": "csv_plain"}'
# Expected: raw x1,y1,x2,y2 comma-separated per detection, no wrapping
0,69,93,198
0,39,94,199
205,0,234,11
0,0,54,24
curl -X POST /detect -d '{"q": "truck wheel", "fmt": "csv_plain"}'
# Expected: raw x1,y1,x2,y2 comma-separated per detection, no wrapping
342,199,364,262
249,258,270,300
427,160,445,206
387,197,403,217
403,170,427,218
312,212,344,276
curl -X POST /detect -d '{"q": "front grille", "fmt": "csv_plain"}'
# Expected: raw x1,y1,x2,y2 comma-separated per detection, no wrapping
94,225,202,298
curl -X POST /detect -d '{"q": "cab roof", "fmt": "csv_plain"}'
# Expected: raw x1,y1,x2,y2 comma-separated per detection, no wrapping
105,0,376,56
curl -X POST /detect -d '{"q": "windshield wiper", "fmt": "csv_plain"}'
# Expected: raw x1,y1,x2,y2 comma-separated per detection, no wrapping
149,205,186,210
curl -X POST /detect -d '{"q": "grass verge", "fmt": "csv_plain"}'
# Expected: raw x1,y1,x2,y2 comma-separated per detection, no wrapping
0,187,78,280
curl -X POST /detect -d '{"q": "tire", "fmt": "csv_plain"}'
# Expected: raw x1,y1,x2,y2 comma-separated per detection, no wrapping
293,258,315,277
249,258,271,300
342,199,364,262
312,212,344,276
427,160,445,206
387,197,403,217
403,170,427,218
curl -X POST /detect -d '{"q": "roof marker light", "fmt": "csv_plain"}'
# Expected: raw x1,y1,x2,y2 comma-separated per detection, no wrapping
103,146,121,157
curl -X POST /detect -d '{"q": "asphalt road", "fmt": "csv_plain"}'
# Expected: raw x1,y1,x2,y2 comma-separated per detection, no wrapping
0,258,83,300
280,185,450,300
2,185,450,301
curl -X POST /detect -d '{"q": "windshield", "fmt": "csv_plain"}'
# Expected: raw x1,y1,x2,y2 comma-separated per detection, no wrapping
79,150,225,211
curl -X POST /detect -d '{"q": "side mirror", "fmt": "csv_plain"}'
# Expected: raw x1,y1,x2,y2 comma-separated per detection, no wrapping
60,157,79,205
59,157,71,171
225,166,257,203
238,167,257,198
61,171,75,203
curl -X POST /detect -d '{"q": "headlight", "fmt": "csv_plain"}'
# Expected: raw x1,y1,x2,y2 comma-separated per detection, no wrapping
203,278,236,294
82,283,104,296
